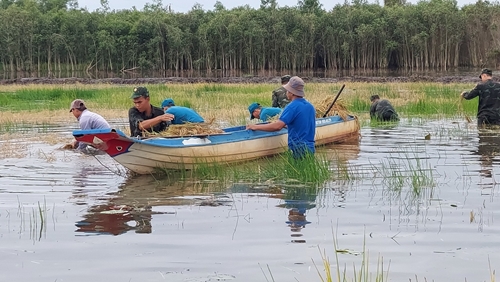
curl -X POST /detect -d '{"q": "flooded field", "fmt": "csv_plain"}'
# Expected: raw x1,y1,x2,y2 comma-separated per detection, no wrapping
1,118,499,282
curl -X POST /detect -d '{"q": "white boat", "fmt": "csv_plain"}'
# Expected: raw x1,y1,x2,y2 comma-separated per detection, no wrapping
73,115,360,174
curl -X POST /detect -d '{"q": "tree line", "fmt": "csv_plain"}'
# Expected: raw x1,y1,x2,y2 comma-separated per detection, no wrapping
1,0,500,75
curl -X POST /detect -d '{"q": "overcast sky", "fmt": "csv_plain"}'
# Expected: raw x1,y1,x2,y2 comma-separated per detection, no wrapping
77,0,480,12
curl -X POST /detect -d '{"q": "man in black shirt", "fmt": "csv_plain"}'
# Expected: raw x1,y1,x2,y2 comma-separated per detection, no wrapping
461,68,500,127
128,87,174,137
370,94,399,122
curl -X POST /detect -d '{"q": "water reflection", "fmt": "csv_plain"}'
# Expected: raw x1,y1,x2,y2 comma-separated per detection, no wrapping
74,174,229,236
475,129,500,183
278,187,316,243
75,204,152,236
232,183,317,243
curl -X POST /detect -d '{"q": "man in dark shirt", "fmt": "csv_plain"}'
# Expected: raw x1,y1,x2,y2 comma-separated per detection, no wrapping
370,94,399,121
272,75,291,108
128,87,174,137
461,68,500,127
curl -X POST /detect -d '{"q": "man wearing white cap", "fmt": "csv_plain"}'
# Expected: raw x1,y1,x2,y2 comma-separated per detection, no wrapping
247,76,316,158
69,99,110,150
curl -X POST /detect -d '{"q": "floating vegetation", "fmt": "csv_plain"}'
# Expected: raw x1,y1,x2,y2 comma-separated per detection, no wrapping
0,139,29,159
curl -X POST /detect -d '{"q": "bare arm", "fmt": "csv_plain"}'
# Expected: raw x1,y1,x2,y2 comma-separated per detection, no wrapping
139,114,174,131
247,120,286,132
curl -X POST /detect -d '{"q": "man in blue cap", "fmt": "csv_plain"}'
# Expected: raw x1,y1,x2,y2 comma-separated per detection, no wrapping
128,86,174,137
248,102,281,122
247,76,316,158
161,98,204,125
461,68,500,127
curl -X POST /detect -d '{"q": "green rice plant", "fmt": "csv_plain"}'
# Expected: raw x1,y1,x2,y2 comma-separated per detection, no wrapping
263,151,331,184
403,99,428,115
23,198,48,242
190,160,233,183
371,149,435,204
315,227,389,282
350,96,370,113
374,157,405,192
368,119,399,128
202,84,226,92
152,151,332,186
368,85,392,98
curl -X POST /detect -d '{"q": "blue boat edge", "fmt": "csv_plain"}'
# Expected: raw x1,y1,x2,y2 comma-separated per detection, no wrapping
72,115,358,148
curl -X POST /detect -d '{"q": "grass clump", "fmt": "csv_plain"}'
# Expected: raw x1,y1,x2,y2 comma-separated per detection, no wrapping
315,228,389,282
156,150,334,186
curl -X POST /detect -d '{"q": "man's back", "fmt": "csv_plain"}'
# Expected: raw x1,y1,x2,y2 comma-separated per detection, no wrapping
165,106,204,124
272,86,290,108
370,99,398,121
76,110,110,151
259,107,281,121
79,110,110,130
467,80,500,125
279,98,316,154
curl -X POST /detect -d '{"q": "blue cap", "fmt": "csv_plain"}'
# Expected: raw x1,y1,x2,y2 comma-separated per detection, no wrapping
161,98,175,108
248,102,260,119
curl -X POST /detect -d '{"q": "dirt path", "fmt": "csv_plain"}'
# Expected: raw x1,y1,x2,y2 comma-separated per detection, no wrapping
0,75,494,85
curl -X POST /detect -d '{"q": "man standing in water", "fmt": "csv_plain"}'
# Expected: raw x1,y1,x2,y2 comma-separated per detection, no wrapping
247,76,316,158
272,75,291,108
369,94,399,122
128,87,174,137
461,68,500,127
69,99,110,150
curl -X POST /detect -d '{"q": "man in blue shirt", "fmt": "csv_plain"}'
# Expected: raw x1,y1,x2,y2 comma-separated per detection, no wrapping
161,98,204,125
248,102,281,122
247,76,316,157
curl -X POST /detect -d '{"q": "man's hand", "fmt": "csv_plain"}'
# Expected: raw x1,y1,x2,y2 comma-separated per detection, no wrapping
247,124,258,131
159,113,174,122
139,113,175,131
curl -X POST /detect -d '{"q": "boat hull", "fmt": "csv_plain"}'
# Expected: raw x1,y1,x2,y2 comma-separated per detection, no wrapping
74,116,360,174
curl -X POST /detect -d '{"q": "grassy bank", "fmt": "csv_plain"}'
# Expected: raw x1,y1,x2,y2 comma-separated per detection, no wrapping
0,82,479,127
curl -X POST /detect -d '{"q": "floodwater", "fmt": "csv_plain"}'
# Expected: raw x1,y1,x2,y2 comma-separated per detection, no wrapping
1,118,499,282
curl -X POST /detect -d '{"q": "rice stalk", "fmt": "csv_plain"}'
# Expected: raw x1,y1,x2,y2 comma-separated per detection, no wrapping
313,97,352,121
145,118,225,137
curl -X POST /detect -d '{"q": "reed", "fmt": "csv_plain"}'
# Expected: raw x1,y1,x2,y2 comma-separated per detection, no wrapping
155,150,335,185
16,197,49,242
315,227,389,282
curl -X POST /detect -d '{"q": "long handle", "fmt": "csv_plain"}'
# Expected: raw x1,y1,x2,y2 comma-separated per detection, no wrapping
323,84,346,118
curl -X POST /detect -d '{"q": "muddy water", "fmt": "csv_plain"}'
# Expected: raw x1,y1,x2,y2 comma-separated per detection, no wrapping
1,118,499,282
